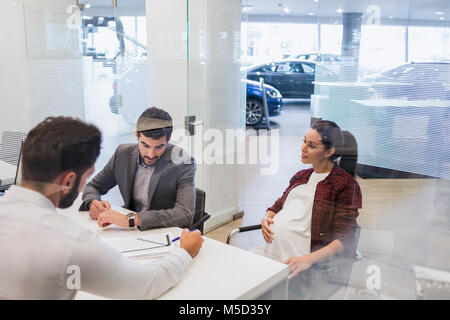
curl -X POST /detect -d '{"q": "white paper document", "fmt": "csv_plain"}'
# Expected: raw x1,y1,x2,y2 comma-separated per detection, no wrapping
103,233,175,259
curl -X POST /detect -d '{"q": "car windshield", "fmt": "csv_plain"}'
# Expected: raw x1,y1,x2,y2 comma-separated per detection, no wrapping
276,62,293,72
302,63,315,73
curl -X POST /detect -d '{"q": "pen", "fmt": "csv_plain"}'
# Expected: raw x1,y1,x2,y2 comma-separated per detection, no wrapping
172,213,211,242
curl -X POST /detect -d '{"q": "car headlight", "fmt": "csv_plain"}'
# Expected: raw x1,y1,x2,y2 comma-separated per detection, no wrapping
266,88,282,98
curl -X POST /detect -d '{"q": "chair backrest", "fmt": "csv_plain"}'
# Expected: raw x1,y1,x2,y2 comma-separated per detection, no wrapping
192,188,206,234
337,130,358,177
14,138,24,185
0,131,27,166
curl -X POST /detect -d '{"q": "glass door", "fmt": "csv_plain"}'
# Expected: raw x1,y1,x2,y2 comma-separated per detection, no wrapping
185,0,245,230
79,1,148,171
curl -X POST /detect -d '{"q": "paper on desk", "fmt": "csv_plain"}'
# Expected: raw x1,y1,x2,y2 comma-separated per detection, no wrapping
103,233,175,259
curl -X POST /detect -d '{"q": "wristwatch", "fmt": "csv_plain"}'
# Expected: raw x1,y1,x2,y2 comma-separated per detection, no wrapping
126,212,137,228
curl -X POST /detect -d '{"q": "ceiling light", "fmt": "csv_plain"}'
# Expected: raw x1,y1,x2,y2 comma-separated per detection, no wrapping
435,11,444,15
283,7,291,14
388,16,394,19
84,3,91,8
440,17,445,20
308,12,315,16
336,9,344,14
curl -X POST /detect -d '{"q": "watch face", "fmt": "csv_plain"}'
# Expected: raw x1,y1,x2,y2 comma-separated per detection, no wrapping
127,213,136,227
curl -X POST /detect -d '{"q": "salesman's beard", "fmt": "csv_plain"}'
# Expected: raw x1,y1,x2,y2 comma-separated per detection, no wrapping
58,176,81,209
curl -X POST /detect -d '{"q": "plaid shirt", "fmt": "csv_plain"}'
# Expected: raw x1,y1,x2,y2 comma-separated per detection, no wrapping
267,165,362,257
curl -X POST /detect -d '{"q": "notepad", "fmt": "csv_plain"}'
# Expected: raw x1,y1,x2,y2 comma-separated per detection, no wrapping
104,233,175,259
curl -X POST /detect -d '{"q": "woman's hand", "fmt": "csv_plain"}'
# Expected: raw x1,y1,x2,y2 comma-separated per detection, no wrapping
261,216,275,244
284,255,313,279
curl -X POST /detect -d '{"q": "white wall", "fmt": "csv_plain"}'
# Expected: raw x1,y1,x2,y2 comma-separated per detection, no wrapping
0,0,85,144
24,0,85,123
0,1,32,135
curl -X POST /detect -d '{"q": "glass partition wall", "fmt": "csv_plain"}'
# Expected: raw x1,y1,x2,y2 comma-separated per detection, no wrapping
0,0,448,300
240,0,449,299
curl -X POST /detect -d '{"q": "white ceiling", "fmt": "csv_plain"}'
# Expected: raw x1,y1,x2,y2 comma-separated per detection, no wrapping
244,0,449,19
82,0,450,24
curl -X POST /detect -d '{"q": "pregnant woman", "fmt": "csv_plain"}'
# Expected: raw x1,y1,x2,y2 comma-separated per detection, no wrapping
252,120,362,286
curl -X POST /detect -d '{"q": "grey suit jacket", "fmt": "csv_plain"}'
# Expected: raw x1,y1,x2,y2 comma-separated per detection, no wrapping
80,143,196,230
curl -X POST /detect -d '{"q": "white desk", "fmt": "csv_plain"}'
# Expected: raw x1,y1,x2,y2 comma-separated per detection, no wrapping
59,203,288,300
0,160,17,187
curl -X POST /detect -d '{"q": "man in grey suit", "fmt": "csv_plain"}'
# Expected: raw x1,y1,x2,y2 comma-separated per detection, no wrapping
80,107,196,230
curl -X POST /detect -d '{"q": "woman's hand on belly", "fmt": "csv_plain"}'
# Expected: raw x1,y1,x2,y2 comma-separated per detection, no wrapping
261,216,275,243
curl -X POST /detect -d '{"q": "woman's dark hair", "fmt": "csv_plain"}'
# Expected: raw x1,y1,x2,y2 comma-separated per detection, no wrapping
138,107,173,141
22,117,102,184
311,120,358,177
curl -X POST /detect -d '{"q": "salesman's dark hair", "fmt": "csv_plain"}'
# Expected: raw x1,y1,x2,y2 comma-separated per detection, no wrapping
311,120,358,177
137,107,173,141
22,117,102,184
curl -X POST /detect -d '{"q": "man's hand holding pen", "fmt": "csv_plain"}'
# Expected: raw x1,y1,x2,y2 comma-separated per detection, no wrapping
179,229,204,258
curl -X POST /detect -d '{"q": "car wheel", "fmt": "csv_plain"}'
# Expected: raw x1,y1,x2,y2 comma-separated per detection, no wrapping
246,99,264,126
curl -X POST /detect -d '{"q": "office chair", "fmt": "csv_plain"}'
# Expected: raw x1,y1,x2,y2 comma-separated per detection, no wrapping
0,131,27,166
191,188,210,234
0,132,26,191
227,130,361,299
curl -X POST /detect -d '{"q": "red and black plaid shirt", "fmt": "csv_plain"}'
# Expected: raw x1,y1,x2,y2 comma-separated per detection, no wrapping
267,165,362,257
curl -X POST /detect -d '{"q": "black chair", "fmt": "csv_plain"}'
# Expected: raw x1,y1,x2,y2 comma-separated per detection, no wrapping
191,188,210,234
0,131,27,166
226,130,361,299
0,132,26,191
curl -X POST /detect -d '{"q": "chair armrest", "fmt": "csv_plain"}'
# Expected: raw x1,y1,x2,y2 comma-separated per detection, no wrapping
239,224,262,232
226,229,240,245
226,224,262,244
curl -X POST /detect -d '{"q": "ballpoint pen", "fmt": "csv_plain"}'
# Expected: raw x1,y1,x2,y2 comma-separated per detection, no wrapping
171,213,211,242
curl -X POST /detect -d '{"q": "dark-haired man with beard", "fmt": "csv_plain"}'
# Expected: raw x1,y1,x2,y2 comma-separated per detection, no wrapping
81,106,196,231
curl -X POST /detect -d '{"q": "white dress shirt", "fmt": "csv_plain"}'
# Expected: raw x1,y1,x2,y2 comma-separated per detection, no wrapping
0,185,191,300
252,171,330,262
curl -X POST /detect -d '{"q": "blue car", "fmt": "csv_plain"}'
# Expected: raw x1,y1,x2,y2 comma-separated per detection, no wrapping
246,80,283,126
